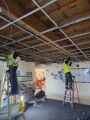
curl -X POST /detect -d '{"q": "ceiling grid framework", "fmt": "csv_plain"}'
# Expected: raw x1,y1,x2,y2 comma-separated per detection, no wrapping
0,10,73,61
0,0,90,63
0,14,90,50
32,0,88,59
0,3,72,55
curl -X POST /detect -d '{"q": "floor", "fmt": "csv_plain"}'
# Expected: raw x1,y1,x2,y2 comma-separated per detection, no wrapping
0,104,20,120
17,99,90,120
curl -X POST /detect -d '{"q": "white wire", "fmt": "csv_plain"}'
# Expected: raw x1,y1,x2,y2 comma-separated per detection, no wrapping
2,0,12,39
2,0,9,15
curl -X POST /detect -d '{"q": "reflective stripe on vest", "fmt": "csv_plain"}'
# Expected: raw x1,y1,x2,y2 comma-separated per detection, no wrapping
7,51,18,67
63,63,71,74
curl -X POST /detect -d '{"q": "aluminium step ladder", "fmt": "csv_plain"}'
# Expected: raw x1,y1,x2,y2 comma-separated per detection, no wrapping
63,76,80,108
0,70,26,120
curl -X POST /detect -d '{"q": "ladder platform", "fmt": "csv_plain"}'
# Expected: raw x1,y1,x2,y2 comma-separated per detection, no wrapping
64,95,72,97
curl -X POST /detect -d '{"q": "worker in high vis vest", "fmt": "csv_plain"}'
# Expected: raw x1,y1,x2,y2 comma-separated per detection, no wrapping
7,45,20,99
63,57,72,90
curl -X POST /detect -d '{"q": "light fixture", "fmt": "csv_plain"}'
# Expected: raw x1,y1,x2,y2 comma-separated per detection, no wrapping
21,95,24,101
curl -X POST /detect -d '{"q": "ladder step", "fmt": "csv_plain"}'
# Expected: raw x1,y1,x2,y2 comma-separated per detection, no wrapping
63,100,72,103
64,95,72,97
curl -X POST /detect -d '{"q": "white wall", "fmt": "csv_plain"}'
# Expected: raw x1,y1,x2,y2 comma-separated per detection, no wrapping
0,60,35,91
46,61,90,105
1,60,35,79
0,60,35,106
18,60,35,80
0,61,6,91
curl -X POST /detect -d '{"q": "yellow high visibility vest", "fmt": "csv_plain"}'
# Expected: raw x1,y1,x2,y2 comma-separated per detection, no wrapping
7,51,18,68
63,63,71,74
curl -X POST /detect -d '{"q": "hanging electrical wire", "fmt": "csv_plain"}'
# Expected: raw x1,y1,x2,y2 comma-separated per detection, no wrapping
2,0,13,41
1,1,12,120
1,2,26,119
2,0,9,15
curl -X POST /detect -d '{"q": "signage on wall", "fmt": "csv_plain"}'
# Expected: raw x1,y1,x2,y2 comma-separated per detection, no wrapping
51,68,90,83
26,72,32,76
62,68,90,83
51,71,63,80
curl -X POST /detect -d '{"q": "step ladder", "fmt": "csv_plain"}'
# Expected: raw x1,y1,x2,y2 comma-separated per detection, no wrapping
0,70,11,120
0,70,26,120
63,76,80,108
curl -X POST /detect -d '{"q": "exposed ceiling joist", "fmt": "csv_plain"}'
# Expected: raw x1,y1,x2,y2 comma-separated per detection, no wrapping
0,0,90,63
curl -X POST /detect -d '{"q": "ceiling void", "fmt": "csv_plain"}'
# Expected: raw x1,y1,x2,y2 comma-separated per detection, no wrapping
0,17,8,27
0,0,90,63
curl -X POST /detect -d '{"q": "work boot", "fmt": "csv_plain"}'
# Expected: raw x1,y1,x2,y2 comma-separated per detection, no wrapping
65,86,69,90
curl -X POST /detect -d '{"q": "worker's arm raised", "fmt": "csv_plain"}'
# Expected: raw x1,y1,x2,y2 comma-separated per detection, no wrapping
13,52,21,64
64,57,71,64
14,56,21,64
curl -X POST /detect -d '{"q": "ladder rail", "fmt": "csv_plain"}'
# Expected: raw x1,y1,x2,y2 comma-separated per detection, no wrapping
74,78,80,104
7,71,11,120
0,70,26,120
63,76,80,108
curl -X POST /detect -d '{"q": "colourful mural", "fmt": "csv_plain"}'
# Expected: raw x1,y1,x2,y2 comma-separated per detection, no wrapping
35,68,46,91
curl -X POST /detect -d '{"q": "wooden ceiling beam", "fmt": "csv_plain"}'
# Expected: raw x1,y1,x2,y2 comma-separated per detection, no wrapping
54,0,85,13
59,9,90,24
44,0,85,16
1,7,72,56
0,0,25,17
63,20,90,35
39,0,88,23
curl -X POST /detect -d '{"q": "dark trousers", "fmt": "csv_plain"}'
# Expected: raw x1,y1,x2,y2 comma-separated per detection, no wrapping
9,66,18,96
65,72,72,89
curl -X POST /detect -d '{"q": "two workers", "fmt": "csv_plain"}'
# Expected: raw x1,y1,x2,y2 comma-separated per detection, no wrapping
7,45,73,99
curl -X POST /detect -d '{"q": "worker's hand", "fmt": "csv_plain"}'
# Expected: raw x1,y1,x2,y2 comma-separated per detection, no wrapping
64,57,71,64
15,57,21,63
69,62,72,66
67,57,71,61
